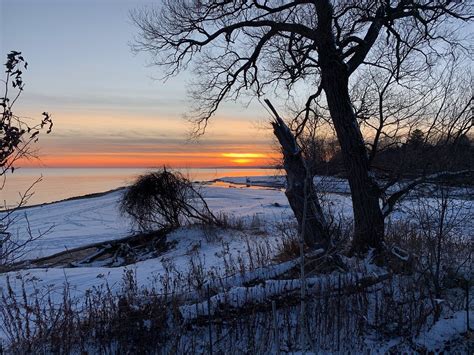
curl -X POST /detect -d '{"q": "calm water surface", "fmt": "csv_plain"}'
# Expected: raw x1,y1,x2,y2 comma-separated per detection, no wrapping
1,168,280,207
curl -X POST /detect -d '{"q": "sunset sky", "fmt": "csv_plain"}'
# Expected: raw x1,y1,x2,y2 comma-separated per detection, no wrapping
1,0,279,168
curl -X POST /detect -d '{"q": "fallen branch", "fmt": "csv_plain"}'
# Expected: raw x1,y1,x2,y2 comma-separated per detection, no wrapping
180,272,391,322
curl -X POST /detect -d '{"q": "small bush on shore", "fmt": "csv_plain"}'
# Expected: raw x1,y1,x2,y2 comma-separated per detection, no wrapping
120,168,219,231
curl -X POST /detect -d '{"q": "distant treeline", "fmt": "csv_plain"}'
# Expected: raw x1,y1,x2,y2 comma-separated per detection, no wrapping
290,129,473,184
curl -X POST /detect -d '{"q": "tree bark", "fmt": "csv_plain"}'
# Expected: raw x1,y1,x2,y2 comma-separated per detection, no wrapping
320,56,384,253
314,0,384,254
267,100,330,249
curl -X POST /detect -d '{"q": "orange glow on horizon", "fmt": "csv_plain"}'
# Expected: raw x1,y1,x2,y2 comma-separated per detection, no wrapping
12,110,280,168
17,151,279,168
11,109,280,169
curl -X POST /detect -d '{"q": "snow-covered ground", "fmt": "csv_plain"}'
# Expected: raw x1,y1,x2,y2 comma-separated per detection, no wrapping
4,190,132,258
219,174,474,198
5,183,300,260
0,182,304,300
1,177,472,295
1,176,472,351
5,175,471,261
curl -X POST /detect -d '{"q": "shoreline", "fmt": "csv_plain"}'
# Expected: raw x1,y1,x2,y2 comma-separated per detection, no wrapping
2,168,283,210
3,175,283,212
3,186,127,212
6,174,472,213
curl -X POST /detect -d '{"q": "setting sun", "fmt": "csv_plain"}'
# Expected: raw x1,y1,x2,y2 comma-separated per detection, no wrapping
232,159,252,164
221,153,270,165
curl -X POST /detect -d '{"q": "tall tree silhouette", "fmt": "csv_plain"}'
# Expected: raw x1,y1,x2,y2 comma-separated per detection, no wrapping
133,1,472,254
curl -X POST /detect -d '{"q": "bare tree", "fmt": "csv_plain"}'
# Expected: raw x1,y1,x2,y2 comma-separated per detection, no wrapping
132,1,472,254
1,51,53,267
350,53,473,217
291,50,472,260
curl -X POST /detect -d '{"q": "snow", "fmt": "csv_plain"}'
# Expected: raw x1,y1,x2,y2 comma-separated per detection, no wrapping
180,270,390,321
1,227,266,299
415,311,473,351
221,174,474,199
0,183,299,303
218,175,351,194
0,176,472,350
204,258,299,291
3,184,294,260
2,190,131,258
1,178,471,295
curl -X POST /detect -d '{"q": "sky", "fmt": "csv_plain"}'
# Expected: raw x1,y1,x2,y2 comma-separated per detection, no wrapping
0,0,278,168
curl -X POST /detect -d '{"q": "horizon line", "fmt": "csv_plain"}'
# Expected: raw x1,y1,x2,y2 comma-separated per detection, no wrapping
15,165,280,170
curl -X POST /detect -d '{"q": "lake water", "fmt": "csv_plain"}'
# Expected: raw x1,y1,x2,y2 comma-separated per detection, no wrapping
1,168,281,208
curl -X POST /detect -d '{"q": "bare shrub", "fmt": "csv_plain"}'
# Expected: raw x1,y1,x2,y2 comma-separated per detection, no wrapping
120,167,219,231
201,213,248,243
384,186,472,322
209,212,246,231
274,219,301,262
274,211,351,267
0,270,175,354
2,255,469,353
1,51,53,269
1,51,52,180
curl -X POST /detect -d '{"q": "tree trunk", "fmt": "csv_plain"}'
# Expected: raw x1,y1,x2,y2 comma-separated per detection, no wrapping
320,57,384,254
268,100,330,249
313,0,384,254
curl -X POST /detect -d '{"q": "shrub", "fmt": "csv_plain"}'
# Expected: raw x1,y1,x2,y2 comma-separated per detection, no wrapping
120,168,218,231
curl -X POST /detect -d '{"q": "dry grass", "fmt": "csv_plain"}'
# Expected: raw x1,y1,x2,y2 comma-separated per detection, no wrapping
3,257,466,353
1,192,471,353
